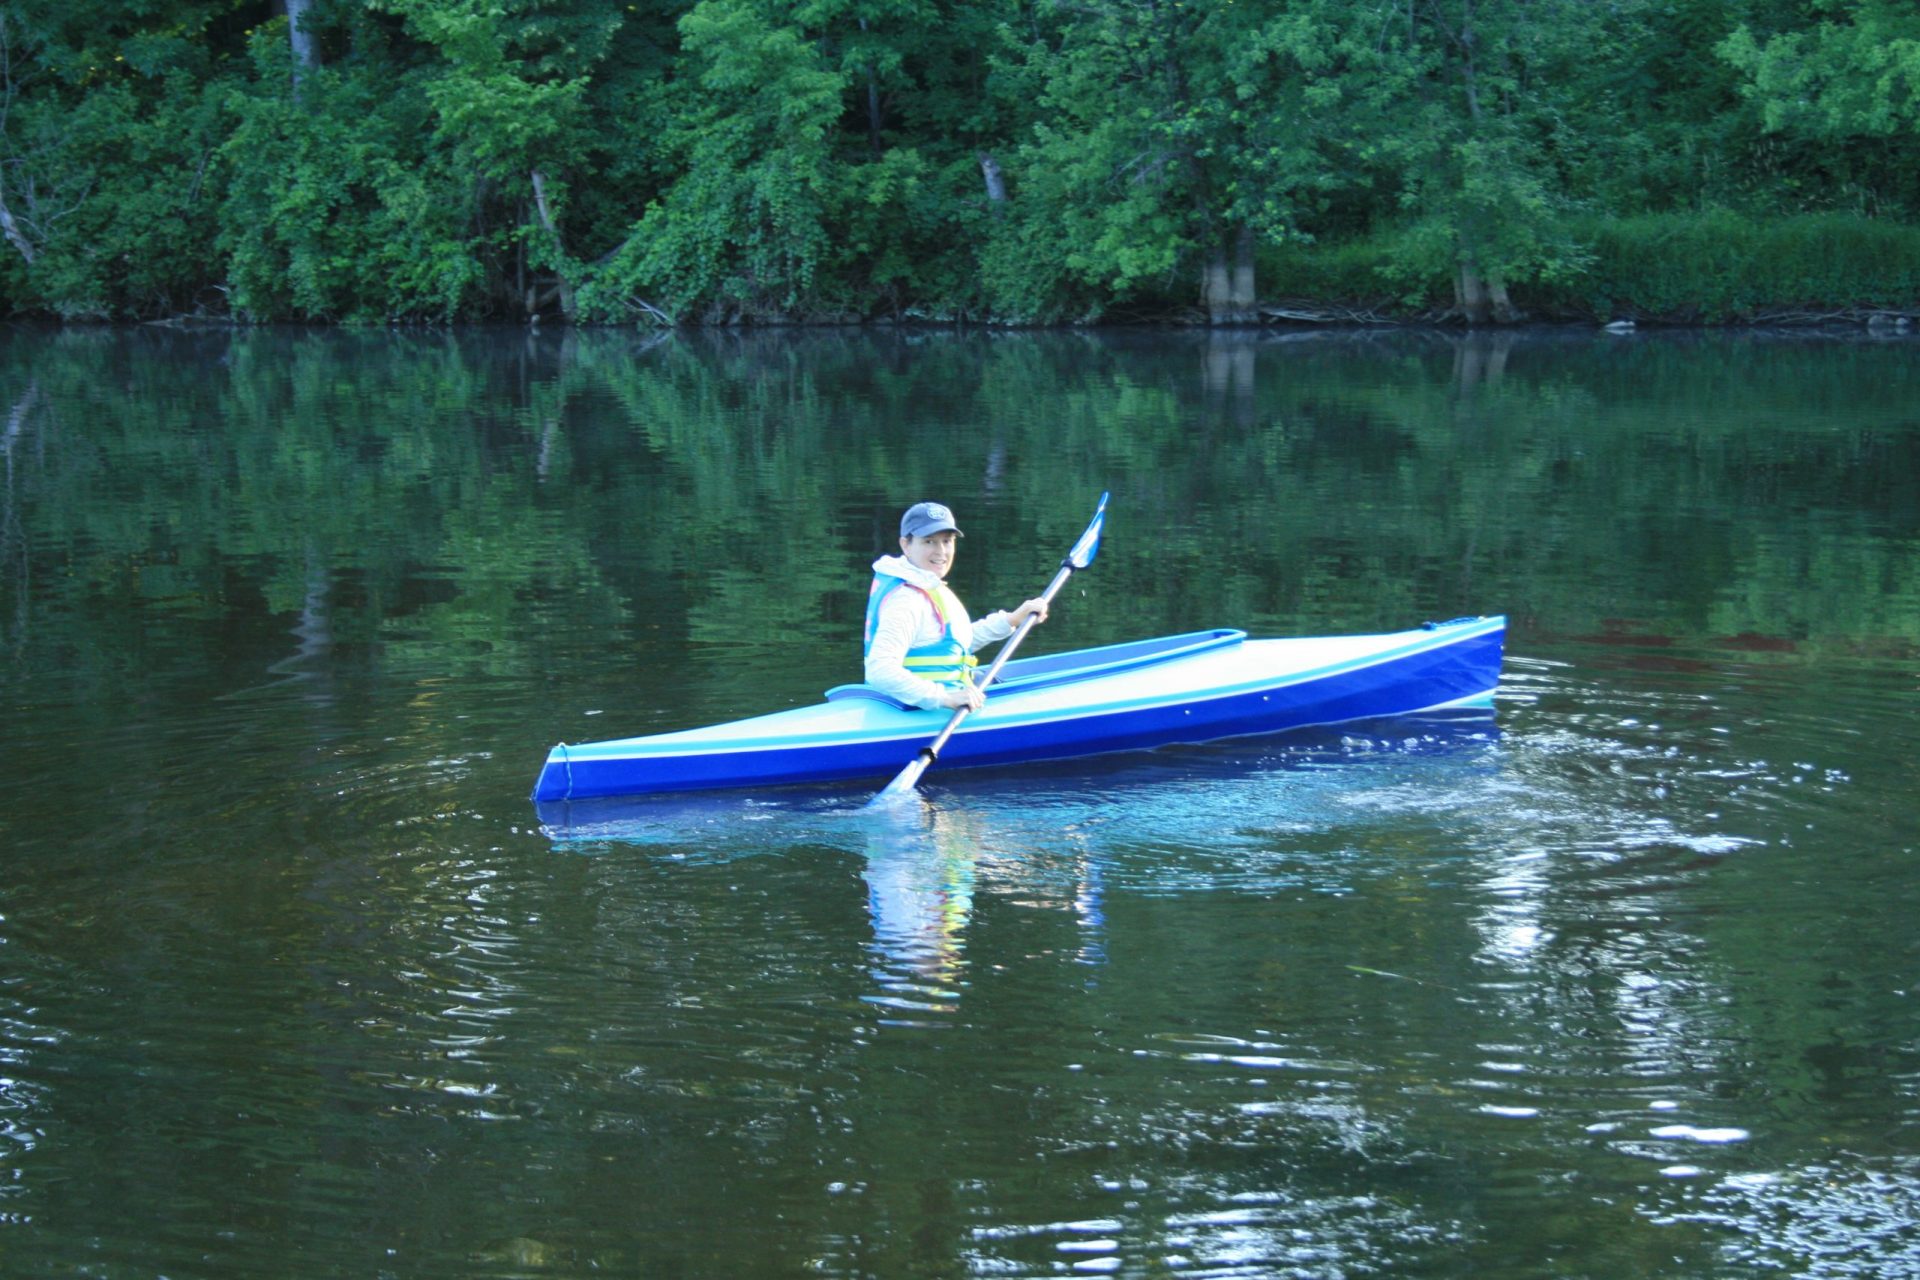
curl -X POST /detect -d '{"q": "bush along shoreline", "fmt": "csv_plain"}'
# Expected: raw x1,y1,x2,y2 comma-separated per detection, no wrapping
125,208,1920,334
1248,214,1920,332
25,205,1920,332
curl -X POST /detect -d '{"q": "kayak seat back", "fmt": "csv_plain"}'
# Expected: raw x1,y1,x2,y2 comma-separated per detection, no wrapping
825,628,1246,707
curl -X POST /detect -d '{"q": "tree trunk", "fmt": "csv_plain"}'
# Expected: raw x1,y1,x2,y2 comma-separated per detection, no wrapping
977,152,1007,207
529,169,576,321
1231,225,1256,317
284,0,319,89
1485,270,1518,324
1455,261,1489,324
1202,226,1254,325
0,192,34,265
1455,256,1520,325
1458,0,1481,121
857,18,882,155
1202,238,1232,325
0,18,23,266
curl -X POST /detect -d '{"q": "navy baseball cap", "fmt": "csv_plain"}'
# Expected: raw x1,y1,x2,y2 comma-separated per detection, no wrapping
900,501,963,538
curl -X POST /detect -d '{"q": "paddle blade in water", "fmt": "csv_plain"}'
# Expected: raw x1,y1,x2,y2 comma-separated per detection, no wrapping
869,754,932,805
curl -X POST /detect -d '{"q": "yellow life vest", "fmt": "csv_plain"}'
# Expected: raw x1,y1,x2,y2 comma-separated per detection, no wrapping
864,575,979,689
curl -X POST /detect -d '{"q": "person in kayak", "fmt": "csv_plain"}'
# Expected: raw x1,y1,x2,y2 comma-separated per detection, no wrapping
864,501,1050,711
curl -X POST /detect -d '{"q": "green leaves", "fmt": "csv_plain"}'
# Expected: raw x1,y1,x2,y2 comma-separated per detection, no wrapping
1723,6,1920,139
580,0,849,321
217,44,481,322
3,0,1919,322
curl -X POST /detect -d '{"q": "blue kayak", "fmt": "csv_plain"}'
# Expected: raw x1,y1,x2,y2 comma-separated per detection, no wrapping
531,615,1505,802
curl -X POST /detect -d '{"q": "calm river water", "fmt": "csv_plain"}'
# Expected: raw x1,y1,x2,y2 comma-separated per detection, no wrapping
2,324,1916,1277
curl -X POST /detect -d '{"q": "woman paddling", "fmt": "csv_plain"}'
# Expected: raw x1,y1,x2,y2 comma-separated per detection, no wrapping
864,501,1050,711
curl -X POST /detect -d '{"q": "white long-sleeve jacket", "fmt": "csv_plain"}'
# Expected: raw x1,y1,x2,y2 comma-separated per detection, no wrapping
863,555,1016,709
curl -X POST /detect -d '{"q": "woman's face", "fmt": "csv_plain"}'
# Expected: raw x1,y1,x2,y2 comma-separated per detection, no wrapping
900,530,958,578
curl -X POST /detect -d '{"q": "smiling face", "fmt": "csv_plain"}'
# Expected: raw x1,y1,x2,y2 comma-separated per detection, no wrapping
900,530,958,578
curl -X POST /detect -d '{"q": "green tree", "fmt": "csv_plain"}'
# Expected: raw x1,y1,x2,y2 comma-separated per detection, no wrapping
217,0,655,322
384,0,627,318
4,0,1920,324
792,0,1012,317
1721,0,1920,214
0,1,250,317
582,0,848,321
983,0,1230,321
1367,0,1609,321
981,0,1479,322
218,28,481,321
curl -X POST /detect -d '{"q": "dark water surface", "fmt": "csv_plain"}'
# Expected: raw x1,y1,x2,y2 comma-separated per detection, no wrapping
2,324,1917,1277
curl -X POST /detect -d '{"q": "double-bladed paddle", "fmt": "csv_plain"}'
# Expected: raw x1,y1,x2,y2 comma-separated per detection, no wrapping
869,492,1109,804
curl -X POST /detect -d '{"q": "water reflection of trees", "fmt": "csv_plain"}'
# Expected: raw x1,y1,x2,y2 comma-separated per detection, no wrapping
4,326,1917,724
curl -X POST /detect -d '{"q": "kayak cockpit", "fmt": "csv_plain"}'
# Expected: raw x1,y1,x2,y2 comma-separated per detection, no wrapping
823,628,1246,708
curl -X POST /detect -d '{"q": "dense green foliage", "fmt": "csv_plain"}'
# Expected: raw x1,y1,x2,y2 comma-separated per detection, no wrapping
3,0,1920,323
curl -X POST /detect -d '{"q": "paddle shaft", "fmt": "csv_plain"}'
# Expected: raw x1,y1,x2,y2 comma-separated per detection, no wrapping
876,560,1076,795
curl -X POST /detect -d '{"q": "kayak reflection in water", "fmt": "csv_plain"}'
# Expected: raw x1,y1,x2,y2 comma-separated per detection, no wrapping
863,500,1050,712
